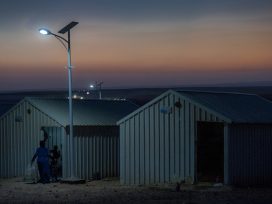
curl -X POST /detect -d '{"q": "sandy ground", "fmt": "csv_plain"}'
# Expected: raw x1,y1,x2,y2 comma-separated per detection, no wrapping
1,177,272,204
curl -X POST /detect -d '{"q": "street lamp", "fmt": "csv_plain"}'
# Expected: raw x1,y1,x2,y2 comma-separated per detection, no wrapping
89,81,103,99
39,22,79,181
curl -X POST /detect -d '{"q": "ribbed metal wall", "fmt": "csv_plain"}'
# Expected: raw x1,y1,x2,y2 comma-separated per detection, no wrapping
44,126,64,152
62,126,119,180
0,100,61,178
228,124,272,186
119,92,224,185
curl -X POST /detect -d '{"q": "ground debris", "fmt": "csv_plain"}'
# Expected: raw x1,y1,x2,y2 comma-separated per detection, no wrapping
0,178,272,204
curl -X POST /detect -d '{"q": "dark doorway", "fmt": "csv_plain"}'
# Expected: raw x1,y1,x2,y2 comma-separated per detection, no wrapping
196,122,224,182
42,126,63,178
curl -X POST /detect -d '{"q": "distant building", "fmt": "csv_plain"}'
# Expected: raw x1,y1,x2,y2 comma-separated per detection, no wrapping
0,98,138,179
118,90,272,186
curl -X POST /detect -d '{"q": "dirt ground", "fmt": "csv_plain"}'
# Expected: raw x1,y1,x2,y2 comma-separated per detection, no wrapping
1,177,272,204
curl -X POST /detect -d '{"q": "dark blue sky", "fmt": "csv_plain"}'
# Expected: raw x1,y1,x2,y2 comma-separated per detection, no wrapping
1,0,272,21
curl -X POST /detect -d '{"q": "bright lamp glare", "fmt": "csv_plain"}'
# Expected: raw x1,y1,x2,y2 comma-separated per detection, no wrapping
39,29,49,35
90,85,94,88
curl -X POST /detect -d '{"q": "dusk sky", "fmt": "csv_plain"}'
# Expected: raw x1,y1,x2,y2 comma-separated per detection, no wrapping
1,0,272,91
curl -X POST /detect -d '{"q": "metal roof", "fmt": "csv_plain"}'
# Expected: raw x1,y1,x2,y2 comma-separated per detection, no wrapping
27,98,138,126
118,90,272,124
177,91,272,124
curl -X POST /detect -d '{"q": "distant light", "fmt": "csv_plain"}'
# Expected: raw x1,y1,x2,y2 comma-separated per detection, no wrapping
86,91,90,95
39,28,50,35
89,84,94,89
80,97,84,100
73,94,77,99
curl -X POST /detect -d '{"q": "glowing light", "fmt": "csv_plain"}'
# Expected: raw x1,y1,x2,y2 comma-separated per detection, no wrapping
89,84,94,89
39,28,50,35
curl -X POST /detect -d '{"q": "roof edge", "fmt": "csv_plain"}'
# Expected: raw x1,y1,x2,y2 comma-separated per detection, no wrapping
24,98,65,127
0,98,26,120
117,90,174,124
175,91,232,123
117,89,232,125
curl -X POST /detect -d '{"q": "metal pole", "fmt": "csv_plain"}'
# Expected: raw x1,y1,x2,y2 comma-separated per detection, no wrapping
67,30,74,178
99,89,102,100
96,82,102,100
39,22,80,182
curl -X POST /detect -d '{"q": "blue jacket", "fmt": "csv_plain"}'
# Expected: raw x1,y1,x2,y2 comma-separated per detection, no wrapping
35,147,49,163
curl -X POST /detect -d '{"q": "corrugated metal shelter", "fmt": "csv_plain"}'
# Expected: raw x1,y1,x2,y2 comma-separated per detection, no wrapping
0,97,138,179
118,90,272,186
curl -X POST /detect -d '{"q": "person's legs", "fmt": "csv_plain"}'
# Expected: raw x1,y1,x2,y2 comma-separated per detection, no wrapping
43,161,50,183
52,163,58,181
37,162,44,183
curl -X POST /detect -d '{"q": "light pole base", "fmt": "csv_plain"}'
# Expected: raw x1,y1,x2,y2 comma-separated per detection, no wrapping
60,177,86,184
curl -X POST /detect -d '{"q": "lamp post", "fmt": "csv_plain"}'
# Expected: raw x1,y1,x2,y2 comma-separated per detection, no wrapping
90,81,103,99
39,22,78,180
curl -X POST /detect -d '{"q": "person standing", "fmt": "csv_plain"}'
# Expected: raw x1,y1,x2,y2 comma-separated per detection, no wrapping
31,140,50,184
50,145,60,182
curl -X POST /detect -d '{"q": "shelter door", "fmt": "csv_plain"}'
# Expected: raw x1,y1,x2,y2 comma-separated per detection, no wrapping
42,126,63,177
196,122,224,183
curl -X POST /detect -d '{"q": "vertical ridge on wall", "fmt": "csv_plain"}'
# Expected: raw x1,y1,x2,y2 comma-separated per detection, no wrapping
135,114,140,184
159,99,165,183
169,94,175,181
144,108,150,185
164,96,170,182
174,96,180,179
120,123,125,184
190,105,195,182
154,103,159,183
150,105,155,184
184,100,190,178
130,118,135,184
180,98,185,180
125,120,130,184
139,111,145,184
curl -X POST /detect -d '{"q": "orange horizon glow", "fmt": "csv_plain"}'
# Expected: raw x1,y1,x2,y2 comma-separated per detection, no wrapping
1,17,272,72
0,2,272,90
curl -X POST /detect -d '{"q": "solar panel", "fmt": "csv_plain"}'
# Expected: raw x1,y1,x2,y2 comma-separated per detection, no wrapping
58,21,79,34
